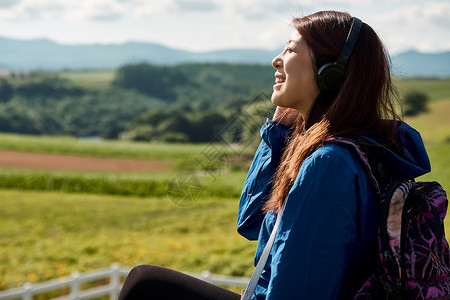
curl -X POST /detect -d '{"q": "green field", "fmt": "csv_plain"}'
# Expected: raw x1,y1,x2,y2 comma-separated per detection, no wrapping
59,70,116,90
0,77,449,293
404,100,450,145
395,77,450,102
0,191,255,290
0,133,232,160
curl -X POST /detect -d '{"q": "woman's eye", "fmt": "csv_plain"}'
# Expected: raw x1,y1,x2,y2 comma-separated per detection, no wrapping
286,47,294,53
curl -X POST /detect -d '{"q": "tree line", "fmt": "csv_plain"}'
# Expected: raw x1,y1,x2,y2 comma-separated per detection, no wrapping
0,63,275,142
0,63,428,143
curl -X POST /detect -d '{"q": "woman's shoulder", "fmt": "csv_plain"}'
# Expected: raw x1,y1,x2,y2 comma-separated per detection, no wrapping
310,142,356,160
302,142,361,173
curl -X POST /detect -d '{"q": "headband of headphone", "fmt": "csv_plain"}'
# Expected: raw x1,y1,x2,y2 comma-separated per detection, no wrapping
316,17,362,92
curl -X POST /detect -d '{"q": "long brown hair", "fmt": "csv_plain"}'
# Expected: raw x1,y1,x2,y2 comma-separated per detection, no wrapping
264,11,401,212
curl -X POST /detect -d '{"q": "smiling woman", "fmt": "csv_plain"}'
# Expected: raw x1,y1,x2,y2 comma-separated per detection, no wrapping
115,10,422,300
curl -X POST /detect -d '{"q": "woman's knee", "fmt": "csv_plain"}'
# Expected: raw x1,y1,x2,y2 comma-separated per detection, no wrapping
119,265,160,300
125,264,163,283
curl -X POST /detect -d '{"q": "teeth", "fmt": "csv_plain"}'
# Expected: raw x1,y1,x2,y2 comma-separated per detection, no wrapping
276,78,285,83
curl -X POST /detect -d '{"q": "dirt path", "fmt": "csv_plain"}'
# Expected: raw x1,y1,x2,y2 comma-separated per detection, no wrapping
0,151,172,172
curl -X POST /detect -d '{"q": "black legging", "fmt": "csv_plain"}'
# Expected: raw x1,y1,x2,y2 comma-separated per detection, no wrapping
118,265,242,300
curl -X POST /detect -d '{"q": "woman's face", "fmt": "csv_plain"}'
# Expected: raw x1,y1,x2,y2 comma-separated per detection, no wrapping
271,30,319,117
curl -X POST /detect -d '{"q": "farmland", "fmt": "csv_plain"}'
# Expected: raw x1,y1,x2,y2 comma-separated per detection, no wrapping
0,76,449,292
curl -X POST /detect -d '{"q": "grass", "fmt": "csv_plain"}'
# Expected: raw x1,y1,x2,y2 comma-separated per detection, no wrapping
394,77,450,102
0,169,170,197
2,186,450,292
0,167,247,199
404,100,450,145
418,143,450,192
404,100,450,191
0,133,238,160
0,190,255,291
0,76,448,295
59,70,115,90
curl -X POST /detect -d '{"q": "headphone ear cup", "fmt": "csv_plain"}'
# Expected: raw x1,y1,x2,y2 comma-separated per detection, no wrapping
316,62,346,91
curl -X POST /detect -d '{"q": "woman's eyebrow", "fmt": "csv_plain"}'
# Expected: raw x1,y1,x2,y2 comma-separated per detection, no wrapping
286,39,300,45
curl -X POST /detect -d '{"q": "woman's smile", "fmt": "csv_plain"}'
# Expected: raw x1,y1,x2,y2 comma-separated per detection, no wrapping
273,72,285,90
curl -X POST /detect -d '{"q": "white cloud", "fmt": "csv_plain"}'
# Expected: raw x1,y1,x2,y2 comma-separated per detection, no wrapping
422,2,450,28
378,2,450,26
319,0,375,5
218,0,297,22
172,0,219,12
0,0,21,8
0,0,65,21
70,0,126,22
0,0,129,22
130,1,176,18
367,1,450,53
0,0,447,53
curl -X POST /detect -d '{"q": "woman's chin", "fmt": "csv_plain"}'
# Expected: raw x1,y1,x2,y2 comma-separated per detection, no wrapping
271,93,281,105
271,96,286,108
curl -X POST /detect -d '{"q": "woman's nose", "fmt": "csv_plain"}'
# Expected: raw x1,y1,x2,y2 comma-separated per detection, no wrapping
272,54,283,69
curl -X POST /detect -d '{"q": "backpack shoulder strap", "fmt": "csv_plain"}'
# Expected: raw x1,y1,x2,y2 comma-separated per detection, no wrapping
241,210,281,300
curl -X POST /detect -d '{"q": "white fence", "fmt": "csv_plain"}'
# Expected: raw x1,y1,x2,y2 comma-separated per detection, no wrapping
0,264,249,300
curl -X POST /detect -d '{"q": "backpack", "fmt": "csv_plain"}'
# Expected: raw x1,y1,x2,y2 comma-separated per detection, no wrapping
327,137,450,300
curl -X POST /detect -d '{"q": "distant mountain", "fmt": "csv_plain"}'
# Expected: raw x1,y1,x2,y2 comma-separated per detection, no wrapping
1,36,449,77
0,36,278,70
391,50,450,78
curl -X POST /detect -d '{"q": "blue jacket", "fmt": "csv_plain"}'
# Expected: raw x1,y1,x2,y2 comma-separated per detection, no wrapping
237,119,431,299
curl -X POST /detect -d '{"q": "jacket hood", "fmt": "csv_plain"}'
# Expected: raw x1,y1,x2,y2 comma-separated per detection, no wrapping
361,121,431,181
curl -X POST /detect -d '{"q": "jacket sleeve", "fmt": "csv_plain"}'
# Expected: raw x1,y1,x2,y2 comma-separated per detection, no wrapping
237,119,290,240
266,145,376,299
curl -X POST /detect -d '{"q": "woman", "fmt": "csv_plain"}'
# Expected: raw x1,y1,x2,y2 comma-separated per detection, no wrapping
118,10,430,299
238,10,430,299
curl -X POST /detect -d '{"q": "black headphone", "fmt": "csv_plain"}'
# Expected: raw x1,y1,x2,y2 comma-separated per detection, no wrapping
316,17,362,92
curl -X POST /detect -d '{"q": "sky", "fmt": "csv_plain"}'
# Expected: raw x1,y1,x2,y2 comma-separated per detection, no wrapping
0,0,449,55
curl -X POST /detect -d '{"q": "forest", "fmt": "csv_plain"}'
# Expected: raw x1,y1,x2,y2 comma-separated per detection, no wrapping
1,62,448,144
0,63,275,143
